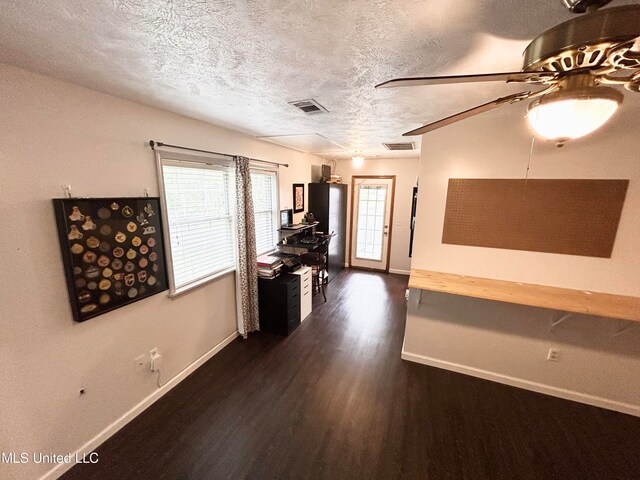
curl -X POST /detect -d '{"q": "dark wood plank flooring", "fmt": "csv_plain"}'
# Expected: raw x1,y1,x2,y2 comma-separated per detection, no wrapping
63,270,640,480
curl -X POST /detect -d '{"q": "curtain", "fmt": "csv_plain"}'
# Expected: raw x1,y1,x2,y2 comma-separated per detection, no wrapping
234,156,260,337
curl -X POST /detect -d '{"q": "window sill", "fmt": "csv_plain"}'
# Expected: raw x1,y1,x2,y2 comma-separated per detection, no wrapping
168,267,236,298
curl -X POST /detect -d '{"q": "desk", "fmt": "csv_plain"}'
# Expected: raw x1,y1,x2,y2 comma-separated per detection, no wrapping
277,225,325,256
278,222,318,236
279,221,319,233
408,269,640,322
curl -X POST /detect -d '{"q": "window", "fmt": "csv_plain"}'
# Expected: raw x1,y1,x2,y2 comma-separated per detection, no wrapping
156,153,280,295
158,153,236,294
250,169,279,255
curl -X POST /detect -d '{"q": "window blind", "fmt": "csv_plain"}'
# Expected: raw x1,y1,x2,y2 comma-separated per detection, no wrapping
161,162,235,291
250,170,278,255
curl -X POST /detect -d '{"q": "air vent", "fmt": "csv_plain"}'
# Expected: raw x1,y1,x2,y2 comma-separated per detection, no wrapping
383,142,415,151
288,99,329,115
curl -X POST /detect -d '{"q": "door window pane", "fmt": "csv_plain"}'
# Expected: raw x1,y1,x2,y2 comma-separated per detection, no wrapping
355,185,387,261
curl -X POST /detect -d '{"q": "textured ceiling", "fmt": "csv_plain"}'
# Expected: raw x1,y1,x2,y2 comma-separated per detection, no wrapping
1,0,638,159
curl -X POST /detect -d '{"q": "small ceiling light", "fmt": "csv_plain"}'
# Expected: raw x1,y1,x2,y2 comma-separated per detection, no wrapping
352,155,365,168
527,77,623,142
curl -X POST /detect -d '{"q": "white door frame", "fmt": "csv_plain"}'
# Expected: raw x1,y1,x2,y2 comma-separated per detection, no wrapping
348,175,396,273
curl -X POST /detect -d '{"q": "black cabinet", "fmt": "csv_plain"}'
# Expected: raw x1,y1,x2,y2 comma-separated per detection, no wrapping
258,274,301,336
308,183,347,283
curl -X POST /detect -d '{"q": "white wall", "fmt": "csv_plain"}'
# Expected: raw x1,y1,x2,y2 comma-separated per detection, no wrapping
279,154,319,224
0,63,321,480
335,157,419,274
412,102,640,296
404,291,640,416
404,98,640,415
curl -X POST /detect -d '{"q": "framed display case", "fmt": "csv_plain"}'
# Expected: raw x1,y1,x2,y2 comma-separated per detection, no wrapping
53,197,168,322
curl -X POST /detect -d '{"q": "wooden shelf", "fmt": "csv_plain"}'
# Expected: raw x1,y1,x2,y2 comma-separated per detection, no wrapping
408,269,640,322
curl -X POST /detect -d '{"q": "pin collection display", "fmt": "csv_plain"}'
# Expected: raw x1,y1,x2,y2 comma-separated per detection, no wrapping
53,197,168,322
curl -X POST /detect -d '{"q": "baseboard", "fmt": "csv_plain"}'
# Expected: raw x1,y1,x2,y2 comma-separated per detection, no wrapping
389,269,410,275
344,265,410,275
401,349,640,417
40,330,239,480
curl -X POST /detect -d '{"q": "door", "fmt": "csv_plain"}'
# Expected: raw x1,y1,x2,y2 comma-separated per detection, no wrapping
350,176,395,272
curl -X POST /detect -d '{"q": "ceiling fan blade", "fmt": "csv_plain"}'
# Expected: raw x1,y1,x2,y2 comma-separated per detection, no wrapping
376,71,557,88
403,92,532,136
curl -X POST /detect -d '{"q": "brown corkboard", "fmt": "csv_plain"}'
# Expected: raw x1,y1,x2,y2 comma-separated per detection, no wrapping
442,179,629,258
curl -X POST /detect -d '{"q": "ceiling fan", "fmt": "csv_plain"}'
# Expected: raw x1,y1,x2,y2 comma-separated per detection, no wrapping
376,0,640,143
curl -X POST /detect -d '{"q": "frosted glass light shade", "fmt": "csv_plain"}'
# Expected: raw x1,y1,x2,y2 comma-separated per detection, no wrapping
352,155,364,168
527,87,622,141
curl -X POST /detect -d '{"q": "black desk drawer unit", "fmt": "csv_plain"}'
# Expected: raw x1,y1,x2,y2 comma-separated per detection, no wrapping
258,274,301,336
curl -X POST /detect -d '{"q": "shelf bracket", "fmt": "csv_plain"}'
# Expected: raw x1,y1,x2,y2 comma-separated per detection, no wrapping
612,320,635,337
550,312,573,332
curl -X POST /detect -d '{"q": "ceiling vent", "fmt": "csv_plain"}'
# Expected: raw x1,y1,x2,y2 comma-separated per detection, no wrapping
383,142,415,151
288,99,329,115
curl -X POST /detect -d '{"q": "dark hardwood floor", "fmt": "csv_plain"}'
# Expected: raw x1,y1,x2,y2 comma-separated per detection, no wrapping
62,270,640,480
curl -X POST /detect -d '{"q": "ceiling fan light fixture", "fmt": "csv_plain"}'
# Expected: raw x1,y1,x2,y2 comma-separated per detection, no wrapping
352,155,365,168
527,86,623,141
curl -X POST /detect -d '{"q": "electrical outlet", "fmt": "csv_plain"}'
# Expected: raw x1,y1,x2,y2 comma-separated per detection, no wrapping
547,348,560,362
150,348,161,372
134,354,146,372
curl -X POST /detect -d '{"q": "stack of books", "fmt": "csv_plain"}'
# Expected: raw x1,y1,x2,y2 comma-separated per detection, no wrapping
256,254,283,279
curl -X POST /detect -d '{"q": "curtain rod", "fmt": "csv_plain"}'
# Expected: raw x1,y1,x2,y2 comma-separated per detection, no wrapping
149,140,289,168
